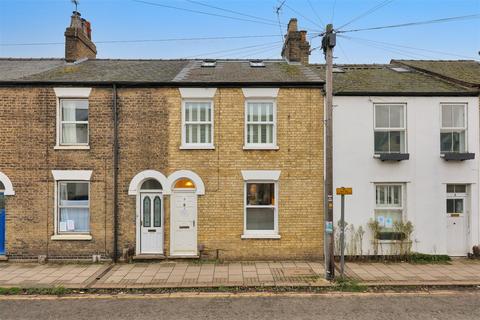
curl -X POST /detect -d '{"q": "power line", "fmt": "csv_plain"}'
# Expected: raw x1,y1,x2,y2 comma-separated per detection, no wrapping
330,0,337,24
307,0,326,27
339,34,432,59
337,13,480,33
131,0,282,27
283,2,324,30
184,0,282,25
339,35,478,59
182,40,283,58
0,35,280,47
337,0,395,30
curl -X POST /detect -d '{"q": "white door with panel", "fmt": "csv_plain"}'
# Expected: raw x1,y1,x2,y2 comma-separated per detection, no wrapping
171,191,197,256
446,186,468,256
140,193,163,254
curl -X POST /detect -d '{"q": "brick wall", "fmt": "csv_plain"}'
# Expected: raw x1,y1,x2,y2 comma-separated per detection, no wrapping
0,86,324,260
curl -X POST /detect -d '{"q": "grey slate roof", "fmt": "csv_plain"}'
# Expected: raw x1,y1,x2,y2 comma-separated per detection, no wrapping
392,60,480,87
0,58,65,81
0,58,323,85
311,63,478,96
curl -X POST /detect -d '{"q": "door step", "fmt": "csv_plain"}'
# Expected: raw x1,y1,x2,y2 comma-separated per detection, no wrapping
168,255,199,259
132,255,166,261
0,255,8,262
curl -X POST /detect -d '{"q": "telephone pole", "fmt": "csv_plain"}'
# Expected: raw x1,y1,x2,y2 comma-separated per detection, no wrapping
322,24,336,280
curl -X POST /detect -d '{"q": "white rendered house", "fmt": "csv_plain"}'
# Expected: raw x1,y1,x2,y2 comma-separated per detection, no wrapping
323,64,480,256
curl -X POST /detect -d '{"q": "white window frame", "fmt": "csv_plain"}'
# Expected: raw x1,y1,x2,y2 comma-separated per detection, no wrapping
180,99,214,149
51,170,92,240
440,103,468,154
244,99,278,150
56,181,90,233
373,103,407,154
54,88,91,150
242,180,279,239
374,183,405,238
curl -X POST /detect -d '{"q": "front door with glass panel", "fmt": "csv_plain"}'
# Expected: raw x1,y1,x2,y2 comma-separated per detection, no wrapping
140,193,163,254
446,184,468,256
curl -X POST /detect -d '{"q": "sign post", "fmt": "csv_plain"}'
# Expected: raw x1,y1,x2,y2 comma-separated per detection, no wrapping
336,187,352,278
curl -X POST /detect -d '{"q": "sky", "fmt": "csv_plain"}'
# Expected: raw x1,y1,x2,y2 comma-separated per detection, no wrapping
0,0,479,63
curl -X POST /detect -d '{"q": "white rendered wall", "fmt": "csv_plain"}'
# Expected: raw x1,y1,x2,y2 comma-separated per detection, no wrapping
332,96,479,255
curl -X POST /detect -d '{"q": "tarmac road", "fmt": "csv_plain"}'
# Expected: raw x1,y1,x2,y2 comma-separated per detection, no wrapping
0,291,479,320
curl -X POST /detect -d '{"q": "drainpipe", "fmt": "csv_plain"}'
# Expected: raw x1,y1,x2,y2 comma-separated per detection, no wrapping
112,84,119,262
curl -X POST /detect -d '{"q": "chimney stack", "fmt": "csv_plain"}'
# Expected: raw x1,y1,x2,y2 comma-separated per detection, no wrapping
64,11,97,62
281,18,311,64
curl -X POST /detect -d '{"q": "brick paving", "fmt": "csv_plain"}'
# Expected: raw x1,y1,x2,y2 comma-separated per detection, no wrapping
2,259,480,289
344,259,480,285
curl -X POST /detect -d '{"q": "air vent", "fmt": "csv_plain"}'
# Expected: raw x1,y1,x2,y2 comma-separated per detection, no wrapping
332,67,345,73
201,59,216,68
390,66,410,73
250,60,265,68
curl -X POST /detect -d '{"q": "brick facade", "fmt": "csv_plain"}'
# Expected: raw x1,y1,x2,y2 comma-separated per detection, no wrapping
0,86,324,261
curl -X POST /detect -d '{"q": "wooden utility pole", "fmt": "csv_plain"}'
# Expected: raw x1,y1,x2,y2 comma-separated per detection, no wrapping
322,24,336,280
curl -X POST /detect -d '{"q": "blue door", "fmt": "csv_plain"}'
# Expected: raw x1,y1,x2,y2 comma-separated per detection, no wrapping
0,193,5,255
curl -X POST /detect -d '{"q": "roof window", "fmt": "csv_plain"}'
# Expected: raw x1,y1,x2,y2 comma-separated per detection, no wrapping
250,60,265,68
201,59,217,68
332,67,345,73
390,66,410,73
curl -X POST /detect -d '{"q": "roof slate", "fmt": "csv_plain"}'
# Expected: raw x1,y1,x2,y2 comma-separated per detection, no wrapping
392,60,480,87
311,63,477,95
0,58,323,85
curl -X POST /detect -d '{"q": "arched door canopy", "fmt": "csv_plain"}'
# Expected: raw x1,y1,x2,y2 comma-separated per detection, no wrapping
0,172,15,195
128,170,170,195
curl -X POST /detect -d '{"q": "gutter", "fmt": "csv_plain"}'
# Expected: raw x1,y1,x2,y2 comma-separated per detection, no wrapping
335,91,479,97
0,81,324,88
112,84,119,262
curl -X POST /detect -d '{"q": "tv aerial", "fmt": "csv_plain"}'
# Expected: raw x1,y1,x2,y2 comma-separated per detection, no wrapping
71,0,79,12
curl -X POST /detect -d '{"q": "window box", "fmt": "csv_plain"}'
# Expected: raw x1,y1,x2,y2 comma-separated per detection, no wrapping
376,232,406,241
441,152,475,161
375,153,410,161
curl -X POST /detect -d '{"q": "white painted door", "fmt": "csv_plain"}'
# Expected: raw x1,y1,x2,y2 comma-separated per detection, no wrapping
140,193,163,254
446,194,467,256
171,191,197,256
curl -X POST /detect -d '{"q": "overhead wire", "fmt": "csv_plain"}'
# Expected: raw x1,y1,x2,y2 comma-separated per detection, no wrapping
337,14,480,33
306,0,326,28
182,40,283,58
184,0,282,25
131,0,284,28
337,0,395,30
283,2,324,30
0,35,281,47
338,35,478,59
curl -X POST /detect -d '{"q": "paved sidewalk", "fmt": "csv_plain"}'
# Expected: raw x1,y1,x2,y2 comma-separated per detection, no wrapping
345,259,480,285
95,261,326,288
0,261,327,289
0,264,106,288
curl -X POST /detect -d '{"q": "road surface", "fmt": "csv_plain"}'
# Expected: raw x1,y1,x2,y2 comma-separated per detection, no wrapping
0,291,479,320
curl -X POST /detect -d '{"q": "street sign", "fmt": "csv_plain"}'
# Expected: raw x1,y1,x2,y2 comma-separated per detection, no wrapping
336,187,352,195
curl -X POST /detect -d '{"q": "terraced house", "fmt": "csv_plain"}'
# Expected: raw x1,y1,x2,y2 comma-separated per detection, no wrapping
312,62,480,257
0,13,324,261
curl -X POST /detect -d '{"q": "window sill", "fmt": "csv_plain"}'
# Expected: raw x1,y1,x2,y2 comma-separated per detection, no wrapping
441,152,475,161
180,145,215,150
241,234,281,239
51,234,92,241
243,145,279,151
374,153,409,161
54,145,90,150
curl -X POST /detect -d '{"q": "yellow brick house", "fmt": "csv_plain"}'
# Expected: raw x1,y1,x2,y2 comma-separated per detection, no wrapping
0,12,324,261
